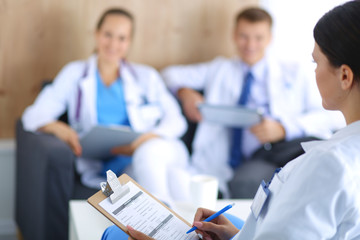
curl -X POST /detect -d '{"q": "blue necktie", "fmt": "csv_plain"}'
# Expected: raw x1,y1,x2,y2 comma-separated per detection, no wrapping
229,71,254,168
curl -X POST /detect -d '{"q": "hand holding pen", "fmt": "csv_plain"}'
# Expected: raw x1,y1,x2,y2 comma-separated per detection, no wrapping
189,203,240,240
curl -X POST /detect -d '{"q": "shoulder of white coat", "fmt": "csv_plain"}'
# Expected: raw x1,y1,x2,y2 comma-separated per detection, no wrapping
61,59,86,73
129,62,158,74
161,56,231,73
54,59,87,83
329,134,360,220
270,57,302,75
268,57,313,88
309,135,360,190
211,56,235,67
212,56,230,63
327,138,360,207
329,135,360,170
128,62,162,83
130,62,159,75
202,56,238,77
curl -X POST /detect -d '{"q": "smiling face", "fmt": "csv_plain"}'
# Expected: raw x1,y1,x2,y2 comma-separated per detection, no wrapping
233,19,272,66
95,14,132,64
312,43,344,111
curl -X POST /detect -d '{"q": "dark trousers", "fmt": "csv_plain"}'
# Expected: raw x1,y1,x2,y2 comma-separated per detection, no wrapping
16,120,98,240
228,137,319,198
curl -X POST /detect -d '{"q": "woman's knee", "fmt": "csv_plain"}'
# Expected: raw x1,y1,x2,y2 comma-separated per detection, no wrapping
133,138,188,166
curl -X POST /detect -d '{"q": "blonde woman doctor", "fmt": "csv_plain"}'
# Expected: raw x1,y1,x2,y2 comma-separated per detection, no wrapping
22,8,189,202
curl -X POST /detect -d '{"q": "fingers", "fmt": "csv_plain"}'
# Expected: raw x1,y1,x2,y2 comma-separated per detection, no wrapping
127,226,154,240
67,130,82,156
131,133,159,151
192,208,218,239
194,220,240,240
250,125,268,144
111,145,133,156
250,124,262,136
40,121,83,156
110,133,159,156
193,208,217,222
178,88,204,122
193,221,224,237
250,118,286,143
185,106,203,122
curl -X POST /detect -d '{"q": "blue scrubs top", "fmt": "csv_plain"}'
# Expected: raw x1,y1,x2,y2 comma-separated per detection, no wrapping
96,70,130,126
96,69,132,175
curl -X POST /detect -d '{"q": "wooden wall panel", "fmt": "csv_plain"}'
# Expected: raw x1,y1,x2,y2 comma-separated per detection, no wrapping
0,0,258,138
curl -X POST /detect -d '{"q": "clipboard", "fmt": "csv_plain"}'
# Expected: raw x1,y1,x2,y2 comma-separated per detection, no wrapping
198,103,263,127
80,125,141,159
88,174,196,238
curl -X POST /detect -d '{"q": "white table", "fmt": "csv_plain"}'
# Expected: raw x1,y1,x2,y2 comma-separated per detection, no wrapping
69,199,252,240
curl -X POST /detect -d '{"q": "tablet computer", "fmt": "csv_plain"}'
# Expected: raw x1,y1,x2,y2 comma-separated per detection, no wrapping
80,125,140,159
198,104,262,128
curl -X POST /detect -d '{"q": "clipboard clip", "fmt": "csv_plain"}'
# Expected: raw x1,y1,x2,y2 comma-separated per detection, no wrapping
100,170,130,204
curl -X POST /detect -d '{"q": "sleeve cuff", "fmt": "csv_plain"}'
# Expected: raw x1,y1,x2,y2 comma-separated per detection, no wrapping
231,231,241,240
280,117,305,140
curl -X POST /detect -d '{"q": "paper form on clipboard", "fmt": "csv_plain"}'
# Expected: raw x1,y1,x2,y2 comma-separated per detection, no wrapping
89,175,199,240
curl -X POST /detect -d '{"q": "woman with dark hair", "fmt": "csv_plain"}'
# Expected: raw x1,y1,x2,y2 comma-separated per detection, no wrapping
22,8,190,202
105,1,360,239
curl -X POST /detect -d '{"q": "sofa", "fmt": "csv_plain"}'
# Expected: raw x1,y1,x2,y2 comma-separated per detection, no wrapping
15,119,98,240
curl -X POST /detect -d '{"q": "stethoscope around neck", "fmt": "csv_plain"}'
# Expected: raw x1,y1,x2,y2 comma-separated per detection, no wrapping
73,58,137,132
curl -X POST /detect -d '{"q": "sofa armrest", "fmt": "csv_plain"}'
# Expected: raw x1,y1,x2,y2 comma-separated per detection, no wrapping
15,119,76,240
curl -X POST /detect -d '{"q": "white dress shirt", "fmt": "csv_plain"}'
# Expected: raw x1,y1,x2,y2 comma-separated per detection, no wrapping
240,58,271,157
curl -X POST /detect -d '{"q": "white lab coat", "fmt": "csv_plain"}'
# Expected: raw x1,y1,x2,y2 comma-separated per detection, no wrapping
234,120,360,239
162,56,345,193
22,55,190,201
23,55,187,138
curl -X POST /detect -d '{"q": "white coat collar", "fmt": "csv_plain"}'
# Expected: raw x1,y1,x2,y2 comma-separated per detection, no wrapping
80,54,138,98
120,60,143,105
79,54,142,117
239,57,267,84
331,120,360,139
235,55,290,103
301,120,360,152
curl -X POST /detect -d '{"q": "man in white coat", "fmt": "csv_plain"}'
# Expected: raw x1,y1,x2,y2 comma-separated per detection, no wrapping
162,7,345,197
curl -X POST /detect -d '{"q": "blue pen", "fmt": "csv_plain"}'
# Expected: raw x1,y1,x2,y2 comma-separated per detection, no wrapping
186,203,235,234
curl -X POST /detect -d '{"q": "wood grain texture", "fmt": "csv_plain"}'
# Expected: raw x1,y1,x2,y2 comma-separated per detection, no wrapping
0,0,258,138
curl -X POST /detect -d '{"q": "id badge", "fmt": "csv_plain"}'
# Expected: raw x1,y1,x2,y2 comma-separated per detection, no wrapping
251,180,270,220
